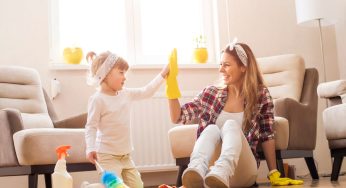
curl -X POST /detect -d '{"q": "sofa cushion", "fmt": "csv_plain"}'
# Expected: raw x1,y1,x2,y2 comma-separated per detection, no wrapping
13,128,88,165
323,103,346,140
273,116,289,150
168,125,198,159
258,54,305,102
317,80,346,104
0,66,53,129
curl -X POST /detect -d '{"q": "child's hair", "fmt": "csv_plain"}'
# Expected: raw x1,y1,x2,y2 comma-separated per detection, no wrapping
86,51,129,78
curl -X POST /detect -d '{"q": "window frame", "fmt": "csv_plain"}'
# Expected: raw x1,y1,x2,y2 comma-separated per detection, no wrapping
49,0,230,68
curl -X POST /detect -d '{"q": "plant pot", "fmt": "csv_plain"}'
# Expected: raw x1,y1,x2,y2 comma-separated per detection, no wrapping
63,47,83,64
193,48,208,64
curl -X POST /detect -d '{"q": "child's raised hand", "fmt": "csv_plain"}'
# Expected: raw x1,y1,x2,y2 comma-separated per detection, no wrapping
87,151,97,164
161,63,170,78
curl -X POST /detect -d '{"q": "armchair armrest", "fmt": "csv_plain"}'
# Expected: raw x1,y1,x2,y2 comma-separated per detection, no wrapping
317,80,346,98
317,80,346,104
2,108,24,133
0,109,24,166
53,113,87,129
168,124,198,159
13,128,88,165
274,98,316,150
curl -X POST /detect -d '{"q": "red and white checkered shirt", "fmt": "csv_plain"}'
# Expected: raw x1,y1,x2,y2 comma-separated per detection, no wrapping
178,85,275,166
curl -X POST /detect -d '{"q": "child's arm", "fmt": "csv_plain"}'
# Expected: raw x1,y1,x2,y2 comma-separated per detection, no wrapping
85,96,101,163
127,73,165,100
127,58,170,100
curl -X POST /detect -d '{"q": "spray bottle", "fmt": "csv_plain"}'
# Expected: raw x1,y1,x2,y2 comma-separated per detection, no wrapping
52,145,73,188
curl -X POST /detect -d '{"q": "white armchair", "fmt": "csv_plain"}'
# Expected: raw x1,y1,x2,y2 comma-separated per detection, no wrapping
317,80,346,181
0,66,94,188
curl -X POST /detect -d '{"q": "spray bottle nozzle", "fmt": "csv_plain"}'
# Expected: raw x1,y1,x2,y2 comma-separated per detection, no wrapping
56,145,71,160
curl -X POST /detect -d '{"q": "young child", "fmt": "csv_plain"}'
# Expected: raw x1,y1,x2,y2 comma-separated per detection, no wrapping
85,51,169,188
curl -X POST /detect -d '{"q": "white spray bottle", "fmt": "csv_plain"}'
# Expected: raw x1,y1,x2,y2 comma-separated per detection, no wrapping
52,145,73,188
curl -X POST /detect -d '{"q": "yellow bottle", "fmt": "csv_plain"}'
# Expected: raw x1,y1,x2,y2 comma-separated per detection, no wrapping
52,145,73,188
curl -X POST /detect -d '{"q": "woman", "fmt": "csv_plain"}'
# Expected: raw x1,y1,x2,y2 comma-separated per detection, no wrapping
166,39,303,188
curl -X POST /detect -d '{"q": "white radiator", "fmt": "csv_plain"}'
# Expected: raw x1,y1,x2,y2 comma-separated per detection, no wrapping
130,91,197,172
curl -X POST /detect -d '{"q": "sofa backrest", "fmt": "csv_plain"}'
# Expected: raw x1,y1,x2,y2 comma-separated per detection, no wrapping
0,66,54,129
257,54,306,102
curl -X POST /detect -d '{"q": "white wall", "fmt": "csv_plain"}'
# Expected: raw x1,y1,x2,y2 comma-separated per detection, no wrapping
1,0,345,187
336,22,346,79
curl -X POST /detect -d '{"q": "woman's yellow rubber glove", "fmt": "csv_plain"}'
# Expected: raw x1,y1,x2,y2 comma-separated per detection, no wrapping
268,169,304,186
166,48,181,99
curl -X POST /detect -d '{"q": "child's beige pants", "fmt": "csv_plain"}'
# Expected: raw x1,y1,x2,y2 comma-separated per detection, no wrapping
97,153,144,188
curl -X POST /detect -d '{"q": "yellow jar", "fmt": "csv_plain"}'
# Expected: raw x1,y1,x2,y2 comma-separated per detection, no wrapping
63,47,83,64
193,48,208,64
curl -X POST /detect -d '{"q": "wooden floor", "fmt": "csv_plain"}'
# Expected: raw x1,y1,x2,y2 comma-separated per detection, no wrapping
145,175,346,188
256,175,346,188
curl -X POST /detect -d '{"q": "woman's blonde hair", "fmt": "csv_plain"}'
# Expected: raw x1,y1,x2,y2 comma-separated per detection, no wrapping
86,51,129,78
222,43,264,132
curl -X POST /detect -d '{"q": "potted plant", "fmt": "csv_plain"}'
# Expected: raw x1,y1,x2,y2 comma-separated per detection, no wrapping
193,35,208,64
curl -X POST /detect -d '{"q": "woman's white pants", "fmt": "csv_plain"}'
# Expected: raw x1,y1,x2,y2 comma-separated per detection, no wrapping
190,120,258,187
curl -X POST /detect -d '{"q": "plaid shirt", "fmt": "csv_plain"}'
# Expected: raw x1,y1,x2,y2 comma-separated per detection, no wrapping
178,85,275,166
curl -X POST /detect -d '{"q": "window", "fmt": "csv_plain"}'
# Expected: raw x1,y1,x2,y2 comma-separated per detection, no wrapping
50,0,218,65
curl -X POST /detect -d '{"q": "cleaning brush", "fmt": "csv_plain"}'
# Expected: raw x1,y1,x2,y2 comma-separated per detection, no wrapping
94,160,127,188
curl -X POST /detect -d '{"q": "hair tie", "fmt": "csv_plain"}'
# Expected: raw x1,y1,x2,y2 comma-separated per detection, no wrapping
227,37,248,66
87,53,119,86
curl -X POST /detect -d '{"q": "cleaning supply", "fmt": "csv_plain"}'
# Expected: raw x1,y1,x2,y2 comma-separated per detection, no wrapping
268,169,304,186
52,145,73,188
94,160,128,188
166,48,181,99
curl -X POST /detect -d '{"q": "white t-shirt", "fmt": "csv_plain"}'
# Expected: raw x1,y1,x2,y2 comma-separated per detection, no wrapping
215,110,244,129
85,74,164,155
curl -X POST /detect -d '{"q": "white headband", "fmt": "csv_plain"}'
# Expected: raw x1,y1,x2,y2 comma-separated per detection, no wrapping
87,53,119,86
227,38,248,66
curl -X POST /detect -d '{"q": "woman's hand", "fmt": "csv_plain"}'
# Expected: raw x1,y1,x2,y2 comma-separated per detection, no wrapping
86,151,97,164
161,63,170,78
268,170,303,186
165,48,181,99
